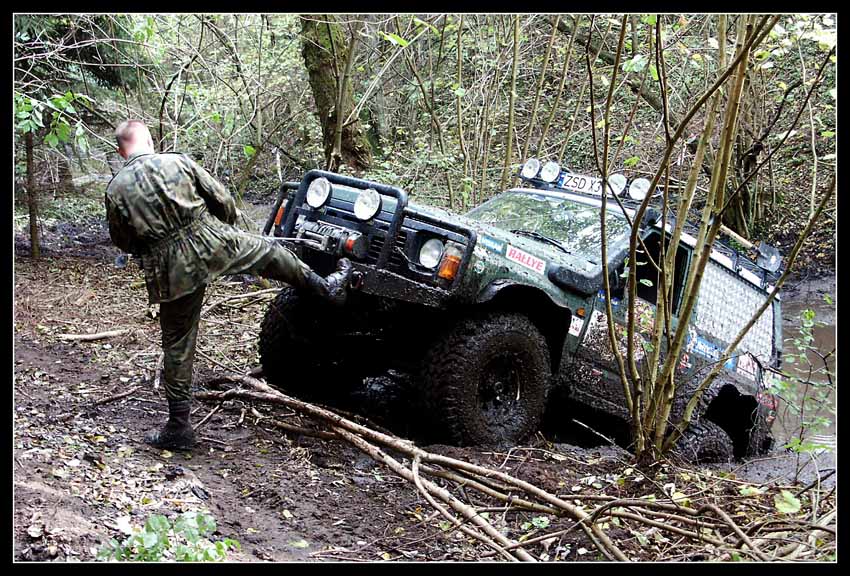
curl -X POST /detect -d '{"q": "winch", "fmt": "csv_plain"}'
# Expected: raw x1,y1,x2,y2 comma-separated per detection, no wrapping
295,219,369,259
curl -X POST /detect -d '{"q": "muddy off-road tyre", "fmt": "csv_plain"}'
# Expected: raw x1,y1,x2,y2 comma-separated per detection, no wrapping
675,419,734,463
420,312,551,447
746,405,776,456
258,287,357,399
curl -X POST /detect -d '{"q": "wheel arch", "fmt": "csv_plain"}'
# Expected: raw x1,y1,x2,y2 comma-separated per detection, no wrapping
477,280,572,371
702,382,773,458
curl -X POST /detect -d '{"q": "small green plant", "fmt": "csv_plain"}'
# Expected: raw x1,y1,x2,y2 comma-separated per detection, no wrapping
770,302,835,480
97,511,241,562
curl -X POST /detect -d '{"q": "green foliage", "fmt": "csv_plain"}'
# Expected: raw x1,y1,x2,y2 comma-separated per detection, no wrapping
378,31,409,47
97,511,240,562
14,91,92,154
771,305,835,457
774,490,802,515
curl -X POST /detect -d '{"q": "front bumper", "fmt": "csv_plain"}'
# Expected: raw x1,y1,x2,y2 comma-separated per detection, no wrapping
276,170,477,308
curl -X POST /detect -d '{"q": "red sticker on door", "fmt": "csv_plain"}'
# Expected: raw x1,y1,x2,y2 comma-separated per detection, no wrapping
506,245,546,274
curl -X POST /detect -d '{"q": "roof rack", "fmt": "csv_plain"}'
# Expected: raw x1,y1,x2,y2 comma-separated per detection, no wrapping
518,171,782,287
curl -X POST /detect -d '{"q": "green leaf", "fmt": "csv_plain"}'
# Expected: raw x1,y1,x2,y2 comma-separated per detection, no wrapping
641,14,657,26
622,54,648,73
639,278,653,287
412,16,438,33
243,145,256,158
624,156,640,167
44,132,59,147
649,64,659,81
531,516,550,529
821,130,835,138
55,122,71,142
774,490,802,514
739,485,766,496
453,86,466,98
379,31,409,47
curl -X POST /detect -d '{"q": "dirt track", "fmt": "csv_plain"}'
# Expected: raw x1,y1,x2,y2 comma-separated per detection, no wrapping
13,217,835,562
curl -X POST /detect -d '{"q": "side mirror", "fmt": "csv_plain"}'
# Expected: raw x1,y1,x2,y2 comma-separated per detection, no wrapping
756,242,782,273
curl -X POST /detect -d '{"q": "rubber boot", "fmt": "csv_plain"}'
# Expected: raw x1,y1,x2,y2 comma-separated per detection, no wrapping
303,258,353,306
144,399,196,450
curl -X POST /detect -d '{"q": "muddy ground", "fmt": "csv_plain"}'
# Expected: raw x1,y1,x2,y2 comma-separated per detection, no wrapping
13,212,836,562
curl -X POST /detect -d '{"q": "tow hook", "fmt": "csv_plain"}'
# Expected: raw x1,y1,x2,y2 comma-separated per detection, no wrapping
350,270,364,290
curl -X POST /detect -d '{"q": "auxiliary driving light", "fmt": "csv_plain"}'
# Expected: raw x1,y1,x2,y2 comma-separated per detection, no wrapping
607,173,627,196
628,177,651,201
520,158,541,179
354,188,382,221
306,177,332,208
539,161,561,183
437,244,463,281
419,238,445,269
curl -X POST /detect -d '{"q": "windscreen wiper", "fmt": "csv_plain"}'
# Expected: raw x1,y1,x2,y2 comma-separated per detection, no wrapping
510,229,571,254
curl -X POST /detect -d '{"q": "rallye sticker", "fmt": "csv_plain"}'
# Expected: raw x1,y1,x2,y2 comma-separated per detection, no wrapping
480,235,506,255
505,245,547,274
568,315,584,336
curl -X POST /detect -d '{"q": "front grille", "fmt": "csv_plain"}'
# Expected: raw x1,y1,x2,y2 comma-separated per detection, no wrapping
366,231,408,269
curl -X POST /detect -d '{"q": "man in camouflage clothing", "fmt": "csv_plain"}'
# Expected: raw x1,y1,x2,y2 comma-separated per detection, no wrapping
105,120,352,450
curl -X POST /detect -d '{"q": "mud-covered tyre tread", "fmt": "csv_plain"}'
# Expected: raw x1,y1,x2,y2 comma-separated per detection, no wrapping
259,287,356,398
676,419,734,463
746,405,775,456
259,288,309,394
420,312,551,447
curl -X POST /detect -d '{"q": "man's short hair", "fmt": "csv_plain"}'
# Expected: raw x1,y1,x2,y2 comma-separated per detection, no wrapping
115,120,149,147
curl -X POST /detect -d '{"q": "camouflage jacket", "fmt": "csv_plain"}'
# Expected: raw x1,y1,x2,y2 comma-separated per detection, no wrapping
105,152,258,304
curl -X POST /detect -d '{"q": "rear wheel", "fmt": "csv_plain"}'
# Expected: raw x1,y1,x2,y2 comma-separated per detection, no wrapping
675,419,734,463
420,312,551,447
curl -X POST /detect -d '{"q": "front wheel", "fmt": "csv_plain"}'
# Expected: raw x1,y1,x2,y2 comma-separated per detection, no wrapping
258,287,362,399
420,312,551,447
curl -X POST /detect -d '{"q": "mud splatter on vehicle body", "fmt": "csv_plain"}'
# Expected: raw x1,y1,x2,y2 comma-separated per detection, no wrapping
257,164,782,460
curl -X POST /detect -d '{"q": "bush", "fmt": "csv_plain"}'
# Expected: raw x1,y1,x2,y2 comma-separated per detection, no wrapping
97,511,241,562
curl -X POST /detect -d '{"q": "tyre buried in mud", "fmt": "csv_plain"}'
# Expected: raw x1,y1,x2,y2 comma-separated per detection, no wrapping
258,287,362,400
674,419,734,463
420,312,551,447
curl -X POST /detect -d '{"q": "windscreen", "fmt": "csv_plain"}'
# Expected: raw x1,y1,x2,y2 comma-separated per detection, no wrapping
466,191,631,263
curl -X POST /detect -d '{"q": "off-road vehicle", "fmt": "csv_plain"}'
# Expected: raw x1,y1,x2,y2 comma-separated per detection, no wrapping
257,161,782,460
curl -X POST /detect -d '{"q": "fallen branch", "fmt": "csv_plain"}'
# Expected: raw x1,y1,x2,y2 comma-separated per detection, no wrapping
54,384,142,422
198,373,628,561
194,373,835,561
202,288,279,315
57,329,128,342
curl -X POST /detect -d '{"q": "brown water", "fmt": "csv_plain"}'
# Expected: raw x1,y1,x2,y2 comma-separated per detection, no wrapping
775,277,836,446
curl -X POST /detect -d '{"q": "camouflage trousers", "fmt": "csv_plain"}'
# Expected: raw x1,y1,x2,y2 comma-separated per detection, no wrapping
159,239,308,402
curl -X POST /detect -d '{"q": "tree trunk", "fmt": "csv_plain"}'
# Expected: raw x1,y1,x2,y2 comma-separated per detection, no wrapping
56,151,76,198
25,131,40,259
301,15,372,171
499,16,520,191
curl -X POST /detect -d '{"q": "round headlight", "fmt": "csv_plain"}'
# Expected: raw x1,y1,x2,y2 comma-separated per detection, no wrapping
607,173,627,196
306,177,332,208
419,238,444,269
539,161,560,183
520,158,541,179
354,188,382,221
628,177,652,200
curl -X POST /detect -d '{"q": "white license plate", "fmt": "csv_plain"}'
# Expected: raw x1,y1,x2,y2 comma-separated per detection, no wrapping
557,172,604,195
